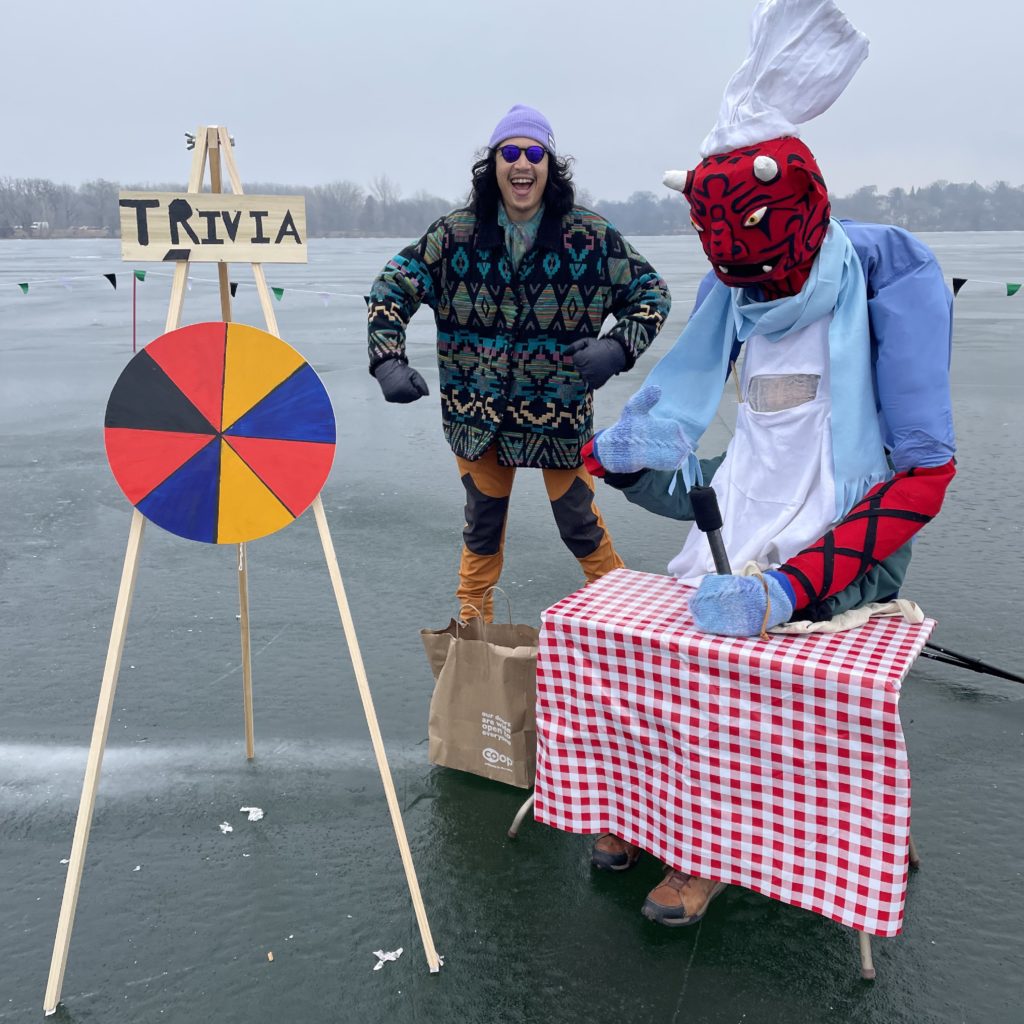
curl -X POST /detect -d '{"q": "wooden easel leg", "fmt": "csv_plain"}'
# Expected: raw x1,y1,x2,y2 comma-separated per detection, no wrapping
858,931,876,980
207,128,255,760
311,496,442,972
44,510,146,1015
215,126,281,339
238,543,255,759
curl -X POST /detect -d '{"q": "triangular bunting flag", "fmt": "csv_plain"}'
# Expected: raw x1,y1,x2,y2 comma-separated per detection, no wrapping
17,283,28,294
1008,283,1021,297
104,273,117,290
362,295,370,306
271,286,284,301
951,277,967,297
134,269,146,282
229,281,238,298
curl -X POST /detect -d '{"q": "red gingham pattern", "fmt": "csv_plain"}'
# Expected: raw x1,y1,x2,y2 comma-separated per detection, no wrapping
534,568,935,936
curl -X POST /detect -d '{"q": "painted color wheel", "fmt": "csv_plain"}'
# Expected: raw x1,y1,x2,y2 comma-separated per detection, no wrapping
104,322,336,544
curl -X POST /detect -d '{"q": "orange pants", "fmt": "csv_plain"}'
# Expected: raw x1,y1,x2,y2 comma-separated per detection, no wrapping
455,446,624,621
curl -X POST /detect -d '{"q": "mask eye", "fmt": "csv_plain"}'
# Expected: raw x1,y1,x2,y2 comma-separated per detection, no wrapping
743,206,768,228
690,215,704,233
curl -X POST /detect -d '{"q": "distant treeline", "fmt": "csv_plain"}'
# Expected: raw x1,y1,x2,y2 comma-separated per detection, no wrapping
4,175,1024,238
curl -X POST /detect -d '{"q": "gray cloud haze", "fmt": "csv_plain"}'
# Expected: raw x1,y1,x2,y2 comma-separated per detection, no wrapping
5,0,1017,201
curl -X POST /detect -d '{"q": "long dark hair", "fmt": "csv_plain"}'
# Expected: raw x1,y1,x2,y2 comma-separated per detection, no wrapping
468,147,576,221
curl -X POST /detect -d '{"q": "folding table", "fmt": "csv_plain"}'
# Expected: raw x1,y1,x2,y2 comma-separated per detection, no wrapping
529,568,934,977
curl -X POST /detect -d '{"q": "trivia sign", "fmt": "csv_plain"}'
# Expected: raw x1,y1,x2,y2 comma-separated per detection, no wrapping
118,192,307,263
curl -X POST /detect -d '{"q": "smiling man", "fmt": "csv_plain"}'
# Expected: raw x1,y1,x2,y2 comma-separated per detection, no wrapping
367,105,671,623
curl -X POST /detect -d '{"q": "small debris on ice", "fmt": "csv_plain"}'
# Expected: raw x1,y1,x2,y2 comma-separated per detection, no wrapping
240,806,264,822
59,859,69,865
133,865,141,872
373,948,403,971
219,822,234,834
267,951,274,962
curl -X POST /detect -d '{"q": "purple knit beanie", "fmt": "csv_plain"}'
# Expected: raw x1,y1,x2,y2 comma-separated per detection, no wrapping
488,105,556,154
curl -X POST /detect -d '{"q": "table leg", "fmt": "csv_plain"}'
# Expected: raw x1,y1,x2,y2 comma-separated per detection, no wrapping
508,793,535,839
858,931,876,980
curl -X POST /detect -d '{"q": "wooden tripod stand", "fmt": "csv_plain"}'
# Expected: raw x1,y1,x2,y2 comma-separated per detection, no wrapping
43,125,441,1016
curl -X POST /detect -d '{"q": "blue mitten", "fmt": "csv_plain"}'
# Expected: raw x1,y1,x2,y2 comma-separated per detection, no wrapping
689,571,795,637
592,385,692,473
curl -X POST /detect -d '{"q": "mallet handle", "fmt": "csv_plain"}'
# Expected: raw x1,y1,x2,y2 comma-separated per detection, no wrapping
690,485,732,576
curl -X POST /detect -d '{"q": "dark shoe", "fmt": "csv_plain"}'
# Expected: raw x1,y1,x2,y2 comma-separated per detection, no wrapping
641,869,727,926
590,833,642,872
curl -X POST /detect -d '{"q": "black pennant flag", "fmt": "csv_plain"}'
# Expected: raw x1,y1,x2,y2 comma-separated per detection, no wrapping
103,273,117,290
229,281,238,298
952,277,967,297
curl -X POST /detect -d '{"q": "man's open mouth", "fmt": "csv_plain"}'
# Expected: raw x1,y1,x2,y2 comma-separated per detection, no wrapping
510,175,535,196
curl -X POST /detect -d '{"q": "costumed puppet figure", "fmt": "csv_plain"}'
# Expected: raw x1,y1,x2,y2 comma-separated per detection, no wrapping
581,0,956,924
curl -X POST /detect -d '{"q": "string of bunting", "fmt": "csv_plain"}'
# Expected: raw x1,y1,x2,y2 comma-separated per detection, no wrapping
951,277,1022,297
7,271,1024,300
6,270,368,304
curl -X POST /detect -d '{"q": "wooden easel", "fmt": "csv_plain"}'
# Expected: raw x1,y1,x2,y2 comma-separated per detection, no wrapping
43,126,441,1016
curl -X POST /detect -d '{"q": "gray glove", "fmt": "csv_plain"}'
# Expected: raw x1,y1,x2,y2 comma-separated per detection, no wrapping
566,336,627,389
373,358,429,404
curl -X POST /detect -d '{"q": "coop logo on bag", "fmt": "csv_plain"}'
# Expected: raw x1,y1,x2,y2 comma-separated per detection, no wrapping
482,747,513,771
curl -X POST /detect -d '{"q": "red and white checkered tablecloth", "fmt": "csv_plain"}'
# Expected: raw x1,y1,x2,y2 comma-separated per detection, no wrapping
534,568,936,936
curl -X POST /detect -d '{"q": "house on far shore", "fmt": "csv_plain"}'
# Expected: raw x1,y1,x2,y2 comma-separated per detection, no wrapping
9,223,111,239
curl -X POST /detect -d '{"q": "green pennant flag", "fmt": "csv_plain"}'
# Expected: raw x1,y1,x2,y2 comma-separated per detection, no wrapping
17,282,28,294
1008,283,1021,297
271,286,284,301
134,269,146,282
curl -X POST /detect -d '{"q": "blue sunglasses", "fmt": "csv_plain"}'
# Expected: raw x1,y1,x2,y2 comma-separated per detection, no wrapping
498,144,547,165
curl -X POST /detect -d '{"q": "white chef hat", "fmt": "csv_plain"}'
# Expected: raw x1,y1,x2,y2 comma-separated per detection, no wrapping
701,0,869,158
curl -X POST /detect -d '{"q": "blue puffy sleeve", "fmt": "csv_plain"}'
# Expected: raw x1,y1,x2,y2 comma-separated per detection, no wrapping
843,221,956,471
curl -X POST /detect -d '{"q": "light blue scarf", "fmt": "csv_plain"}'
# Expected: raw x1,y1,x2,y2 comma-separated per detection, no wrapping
644,220,890,520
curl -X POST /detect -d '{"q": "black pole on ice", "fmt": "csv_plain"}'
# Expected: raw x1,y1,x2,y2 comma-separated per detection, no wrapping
921,642,1024,685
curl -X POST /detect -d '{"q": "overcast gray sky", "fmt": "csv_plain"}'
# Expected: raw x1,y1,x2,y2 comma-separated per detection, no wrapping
6,0,1018,201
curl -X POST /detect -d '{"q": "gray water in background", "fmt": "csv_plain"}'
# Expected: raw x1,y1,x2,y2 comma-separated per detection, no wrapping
0,234,1022,1023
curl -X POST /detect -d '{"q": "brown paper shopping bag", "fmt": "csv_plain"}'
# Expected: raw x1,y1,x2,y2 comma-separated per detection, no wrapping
420,595,538,788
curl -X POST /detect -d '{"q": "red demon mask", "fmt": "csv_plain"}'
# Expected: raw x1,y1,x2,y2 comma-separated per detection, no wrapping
683,137,830,297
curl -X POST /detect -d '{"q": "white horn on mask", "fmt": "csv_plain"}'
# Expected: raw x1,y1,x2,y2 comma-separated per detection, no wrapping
663,170,688,193
753,155,779,182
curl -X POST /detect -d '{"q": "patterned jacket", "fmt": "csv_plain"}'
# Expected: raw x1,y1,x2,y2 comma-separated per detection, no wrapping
367,205,671,468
